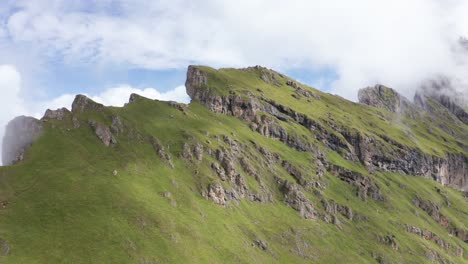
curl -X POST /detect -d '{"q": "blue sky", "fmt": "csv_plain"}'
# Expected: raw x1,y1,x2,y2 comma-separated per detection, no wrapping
1,0,468,164
39,62,338,98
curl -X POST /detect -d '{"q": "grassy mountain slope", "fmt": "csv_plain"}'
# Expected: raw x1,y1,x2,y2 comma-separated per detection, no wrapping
0,66,466,263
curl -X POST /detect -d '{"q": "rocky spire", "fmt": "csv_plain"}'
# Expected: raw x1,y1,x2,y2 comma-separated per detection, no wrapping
358,84,412,114
71,94,104,113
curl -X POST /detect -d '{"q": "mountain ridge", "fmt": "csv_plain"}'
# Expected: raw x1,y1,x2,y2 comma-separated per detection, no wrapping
0,65,466,263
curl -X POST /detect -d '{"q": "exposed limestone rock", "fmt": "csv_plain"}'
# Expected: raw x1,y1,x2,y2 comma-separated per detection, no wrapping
193,143,204,162
321,199,354,224
233,174,248,198
377,234,399,250
168,101,188,113
110,115,124,135
253,239,268,250
88,120,116,147
281,181,317,220
337,204,354,221
256,145,281,165
257,67,282,86
413,196,449,228
149,137,174,168
42,108,71,121
71,94,104,113
207,183,226,205
282,160,307,186
329,165,384,202
211,162,226,181
413,196,467,242
253,112,314,152
358,85,413,114
127,93,146,104
2,116,43,166
72,116,80,129
181,143,193,161
180,142,204,163
240,157,257,178
217,149,236,180
186,67,262,121
345,130,468,191
416,77,468,125
371,252,389,264
425,249,450,264
286,80,319,99
0,238,9,256
185,66,208,98
405,225,464,257
260,98,341,152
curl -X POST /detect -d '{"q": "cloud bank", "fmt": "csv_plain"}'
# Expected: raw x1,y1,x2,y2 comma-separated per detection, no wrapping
3,0,468,100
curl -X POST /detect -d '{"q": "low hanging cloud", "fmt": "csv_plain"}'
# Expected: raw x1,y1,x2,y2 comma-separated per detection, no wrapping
3,0,468,101
0,64,189,165
34,85,190,116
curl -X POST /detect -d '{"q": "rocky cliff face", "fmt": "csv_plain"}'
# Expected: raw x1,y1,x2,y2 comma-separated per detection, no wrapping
358,85,413,114
356,85,467,191
414,78,468,125
187,67,467,191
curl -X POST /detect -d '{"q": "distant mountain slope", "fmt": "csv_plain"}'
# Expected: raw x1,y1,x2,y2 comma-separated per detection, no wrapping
0,65,466,264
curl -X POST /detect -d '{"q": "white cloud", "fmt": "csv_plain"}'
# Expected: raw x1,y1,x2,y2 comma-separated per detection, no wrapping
30,84,190,118
3,0,468,101
0,65,27,164
0,64,189,165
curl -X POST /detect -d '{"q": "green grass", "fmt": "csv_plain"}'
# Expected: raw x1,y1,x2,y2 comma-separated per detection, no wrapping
0,66,466,263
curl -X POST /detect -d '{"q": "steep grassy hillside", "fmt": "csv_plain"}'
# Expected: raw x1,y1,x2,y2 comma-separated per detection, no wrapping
0,66,466,263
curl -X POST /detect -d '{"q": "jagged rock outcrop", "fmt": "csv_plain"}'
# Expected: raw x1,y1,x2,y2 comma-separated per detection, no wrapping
42,108,71,121
346,131,468,191
416,77,468,125
2,116,43,166
250,65,282,86
281,181,317,220
321,199,354,223
253,239,269,251
127,93,147,104
329,165,384,202
168,101,188,113
286,80,319,99
71,94,104,113
88,120,116,147
149,136,174,168
0,238,10,256
413,196,468,242
358,85,413,114
207,183,226,205
110,116,124,135
377,234,399,251
405,225,464,257
282,161,308,186
186,66,262,121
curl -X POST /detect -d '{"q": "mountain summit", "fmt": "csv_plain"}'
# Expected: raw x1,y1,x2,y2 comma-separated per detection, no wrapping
0,66,466,263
